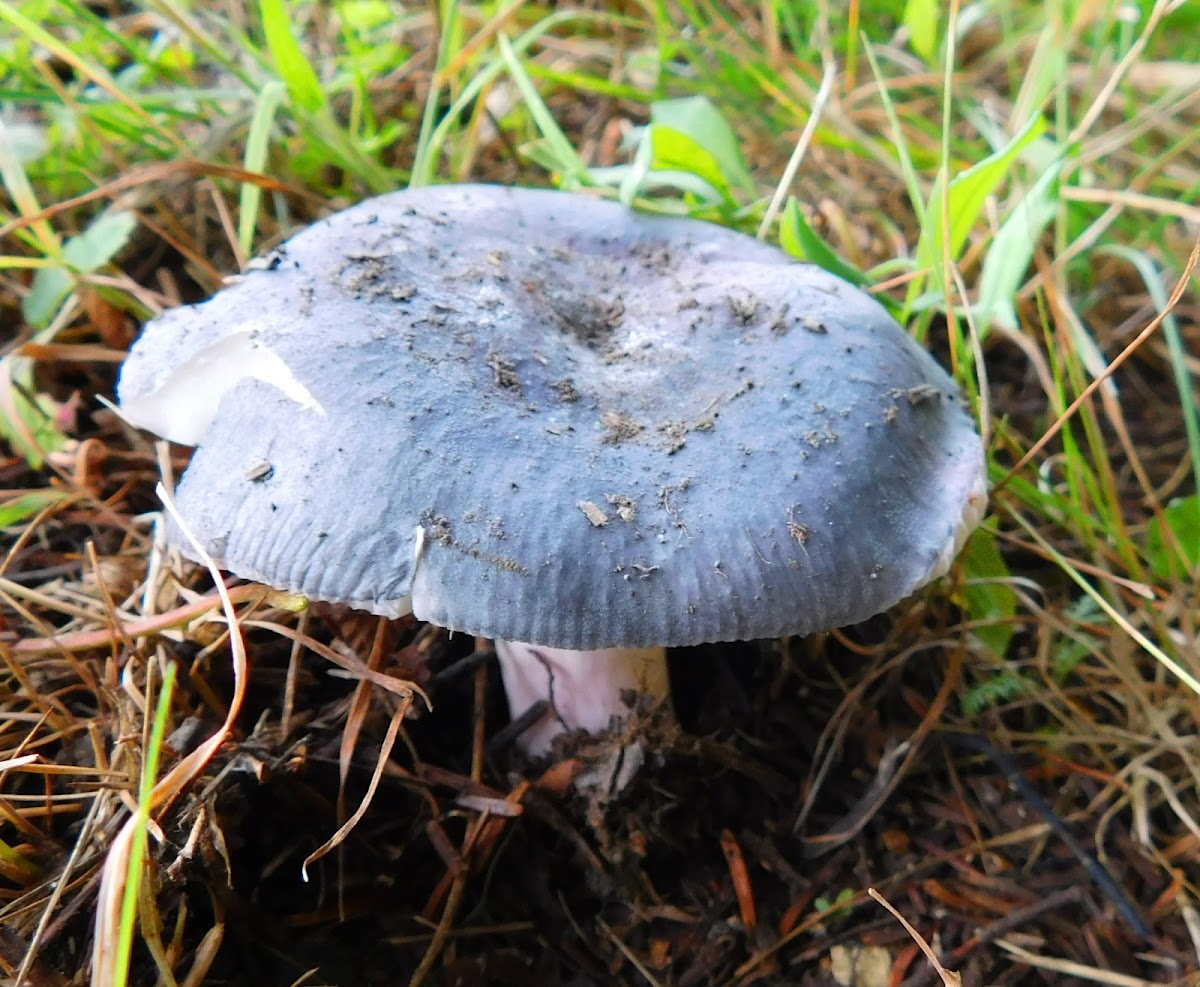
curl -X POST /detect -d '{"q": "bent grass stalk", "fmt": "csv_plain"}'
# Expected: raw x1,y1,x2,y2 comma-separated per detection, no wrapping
111,661,176,987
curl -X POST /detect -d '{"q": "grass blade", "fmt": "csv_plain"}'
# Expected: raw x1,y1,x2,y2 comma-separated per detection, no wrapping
111,663,178,987
258,0,326,112
239,80,288,258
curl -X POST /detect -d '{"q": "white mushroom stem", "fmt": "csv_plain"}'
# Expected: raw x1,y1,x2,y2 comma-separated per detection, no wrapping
493,642,670,756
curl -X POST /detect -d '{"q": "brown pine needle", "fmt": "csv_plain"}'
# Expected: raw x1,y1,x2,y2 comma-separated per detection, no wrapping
868,887,962,987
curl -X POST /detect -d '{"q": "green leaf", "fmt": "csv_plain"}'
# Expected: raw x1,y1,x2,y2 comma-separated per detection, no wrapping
912,115,1046,299
0,837,41,882
0,357,69,467
111,663,177,987
63,210,137,271
338,0,392,32
0,489,66,527
23,210,136,328
649,96,755,196
259,0,326,112
618,124,653,207
974,159,1062,336
779,197,869,287
22,267,71,328
961,523,1017,659
903,0,939,62
586,98,753,207
1050,635,1095,684
962,671,1030,716
646,126,736,203
1146,496,1200,580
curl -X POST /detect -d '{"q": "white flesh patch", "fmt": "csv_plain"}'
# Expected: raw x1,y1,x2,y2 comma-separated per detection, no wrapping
493,641,670,757
121,332,324,445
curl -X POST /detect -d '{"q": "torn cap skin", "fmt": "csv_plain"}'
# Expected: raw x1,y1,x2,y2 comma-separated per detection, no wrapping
119,183,985,652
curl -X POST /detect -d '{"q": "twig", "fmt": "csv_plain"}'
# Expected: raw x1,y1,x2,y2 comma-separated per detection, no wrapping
757,53,837,240
868,888,962,987
598,916,665,987
408,870,468,987
486,700,549,756
901,886,1084,987
994,939,1162,986
943,732,1149,939
91,484,252,982
16,798,103,985
1061,185,1200,224
800,648,963,853
12,583,270,654
280,608,308,738
427,645,494,690
301,696,411,879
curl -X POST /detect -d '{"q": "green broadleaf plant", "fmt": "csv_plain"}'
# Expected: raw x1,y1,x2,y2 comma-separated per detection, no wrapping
779,197,870,288
908,115,1046,312
961,521,1018,660
588,95,752,209
1146,496,1200,581
24,210,137,328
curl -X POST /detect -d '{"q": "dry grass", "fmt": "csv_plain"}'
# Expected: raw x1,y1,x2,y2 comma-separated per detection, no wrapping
1,1,1199,984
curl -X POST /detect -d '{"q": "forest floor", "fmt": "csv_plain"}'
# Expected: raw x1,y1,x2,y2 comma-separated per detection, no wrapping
1,1,1199,985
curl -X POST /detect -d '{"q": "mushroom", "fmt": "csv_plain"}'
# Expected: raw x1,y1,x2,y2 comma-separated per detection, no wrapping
119,184,986,769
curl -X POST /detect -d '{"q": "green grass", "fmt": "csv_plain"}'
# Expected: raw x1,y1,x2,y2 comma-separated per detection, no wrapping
2,0,1199,982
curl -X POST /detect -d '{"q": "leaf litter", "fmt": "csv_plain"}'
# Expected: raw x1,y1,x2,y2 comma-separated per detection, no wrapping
2,3,1200,986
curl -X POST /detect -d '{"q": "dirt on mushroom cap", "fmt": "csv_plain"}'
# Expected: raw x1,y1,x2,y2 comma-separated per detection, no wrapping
118,184,985,650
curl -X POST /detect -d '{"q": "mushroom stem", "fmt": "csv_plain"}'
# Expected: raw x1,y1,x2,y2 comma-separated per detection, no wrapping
493,641,670,756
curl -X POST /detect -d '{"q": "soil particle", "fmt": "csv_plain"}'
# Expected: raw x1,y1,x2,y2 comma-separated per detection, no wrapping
804,425,838,448
800,314,828,333
600,411,643,444
655,479,692,532
242,461,273,482
787,510,809,546
341,254,388,296
606,494,638,523
463,546,529,574
246,248,286,271
244,460,273,483
770,303,790,334
424,514,453,545
487,352,523,394
894,383,942,405
553,379,581,403
660,422,689,454
532,278,626,349
578,500,609,527
726,292,760,324
631,242,673,272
